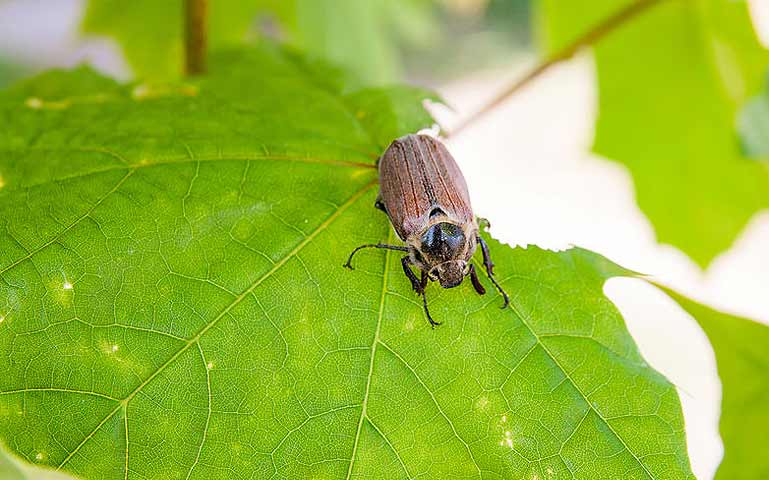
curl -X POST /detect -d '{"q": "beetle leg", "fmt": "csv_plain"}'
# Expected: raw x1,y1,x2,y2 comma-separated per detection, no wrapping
477,235,495,275
344,243,409,269
401,256,423,293
477,236,510,309
468,264,486,295
419,271,441,328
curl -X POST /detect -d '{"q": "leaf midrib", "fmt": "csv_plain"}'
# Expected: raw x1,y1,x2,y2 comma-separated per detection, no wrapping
344,230,390,480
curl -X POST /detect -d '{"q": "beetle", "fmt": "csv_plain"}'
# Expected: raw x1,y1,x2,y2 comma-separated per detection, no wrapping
344,134,509,327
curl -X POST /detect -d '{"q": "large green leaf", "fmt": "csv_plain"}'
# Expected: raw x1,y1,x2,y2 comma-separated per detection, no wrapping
81,0,438,85
539,0,769,267
0,46,693,479
662,289,769,479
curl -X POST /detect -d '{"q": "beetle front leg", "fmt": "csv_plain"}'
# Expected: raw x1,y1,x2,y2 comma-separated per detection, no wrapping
468,264,486,295
401,256,423,293
477,235,495,275
477,236,510,308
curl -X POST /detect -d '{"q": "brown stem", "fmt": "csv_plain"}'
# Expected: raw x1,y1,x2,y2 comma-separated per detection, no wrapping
184,0,208,76
447,0,666,138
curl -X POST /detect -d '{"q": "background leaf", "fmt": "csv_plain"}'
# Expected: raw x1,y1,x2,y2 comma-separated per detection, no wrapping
738,74,769,159
81,0,438,85
539,0,769,267
661,289,769,479
0,46,692,479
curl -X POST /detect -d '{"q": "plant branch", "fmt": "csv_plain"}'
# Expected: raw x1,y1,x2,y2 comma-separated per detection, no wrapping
184,0,208,76
447,0,665,138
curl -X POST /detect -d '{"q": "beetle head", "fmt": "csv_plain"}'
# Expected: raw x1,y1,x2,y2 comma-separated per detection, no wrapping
429,260,467,289
416,222,472,289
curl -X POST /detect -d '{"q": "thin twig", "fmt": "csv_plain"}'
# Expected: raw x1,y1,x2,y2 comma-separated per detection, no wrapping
447,0,666,138
184,0,208,75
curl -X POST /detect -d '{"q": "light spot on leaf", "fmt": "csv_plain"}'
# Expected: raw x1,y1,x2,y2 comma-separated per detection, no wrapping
25,97,43,109
63,281,73,290
111,344,119,353
207,361,214,370
131,84,152,100
25,97,70,110
499,430,514,449
475,396,488,409
131,83,199,101
0,174,5,189
35,452,44,461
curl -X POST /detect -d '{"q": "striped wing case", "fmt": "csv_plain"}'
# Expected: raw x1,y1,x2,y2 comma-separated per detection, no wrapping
377,134,474,241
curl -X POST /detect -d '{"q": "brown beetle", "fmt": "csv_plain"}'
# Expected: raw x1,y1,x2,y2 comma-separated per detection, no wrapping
344,134,509,327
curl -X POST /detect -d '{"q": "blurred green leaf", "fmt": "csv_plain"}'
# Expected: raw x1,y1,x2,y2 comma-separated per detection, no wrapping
0,58,32,90
0,45,693,478
738,74,769,159
81,0,268,80
662,289,769,479
540,0,769,267
81,0,438,85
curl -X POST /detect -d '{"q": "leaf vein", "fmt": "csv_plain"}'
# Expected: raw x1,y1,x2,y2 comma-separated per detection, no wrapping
55,179,376,471
0,169,134,276
506,300,655,479
345,228,391,480
378,340,483,479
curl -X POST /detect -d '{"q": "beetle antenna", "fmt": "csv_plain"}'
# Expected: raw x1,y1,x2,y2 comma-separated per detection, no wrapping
468,264,486,295
344,243,409,269
477,236,510,309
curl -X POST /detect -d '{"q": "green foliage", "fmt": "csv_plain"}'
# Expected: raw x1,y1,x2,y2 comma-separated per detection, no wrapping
539,0,769,267
81,0,438,85
0,45,694,479
738,74,769,159
0,59,30,90
662,289,769,479
81,0,280,80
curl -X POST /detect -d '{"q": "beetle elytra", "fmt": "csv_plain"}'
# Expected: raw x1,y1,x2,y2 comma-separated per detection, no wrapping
344,134,509,327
